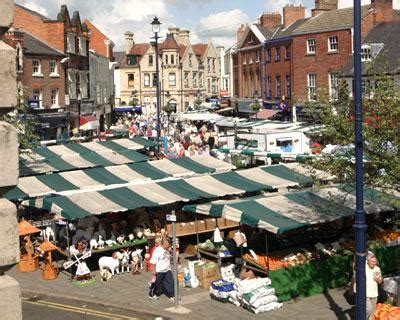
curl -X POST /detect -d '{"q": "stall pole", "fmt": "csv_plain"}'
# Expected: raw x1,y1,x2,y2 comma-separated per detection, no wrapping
65,223,73,282
167,210,179,308
264,232,270,276
353,0,367,318
195,214,201,259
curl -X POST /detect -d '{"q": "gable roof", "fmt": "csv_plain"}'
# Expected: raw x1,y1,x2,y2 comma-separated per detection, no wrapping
129,43,150,56
293,5,370,35
84,19,113,58
15,3,50,21
159,33,179,50
341,21,400,76
237,24,276,48
192,44,208,60
23,33,65,57
114,51,125,65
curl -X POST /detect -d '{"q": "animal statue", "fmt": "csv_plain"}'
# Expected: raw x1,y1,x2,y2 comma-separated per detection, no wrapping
105,239,117,246
120,250,131,273
90,238,98,251
97,235,105,249
143,228,152,237
41,226,55,241
98,251,124,276
116,235,125,245
128,233,135,241
131,248,143,274
100,269,112,282
134,227,144,240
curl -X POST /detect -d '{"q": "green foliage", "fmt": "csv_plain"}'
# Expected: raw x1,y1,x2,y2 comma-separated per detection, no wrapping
194,97,202,110
303,67,400,196
162,102,173,114
0,94,39,150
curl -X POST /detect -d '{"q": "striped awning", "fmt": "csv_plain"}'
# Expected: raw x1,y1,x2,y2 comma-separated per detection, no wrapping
20,164,312,220
183,187,393,234
6,156,236,200
19,137,155,176
219,147,315,162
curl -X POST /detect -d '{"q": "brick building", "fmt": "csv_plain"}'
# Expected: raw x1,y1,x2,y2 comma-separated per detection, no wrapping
13,4,92,132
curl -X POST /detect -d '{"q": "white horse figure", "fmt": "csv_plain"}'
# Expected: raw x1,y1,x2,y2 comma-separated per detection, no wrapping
120,250,132,273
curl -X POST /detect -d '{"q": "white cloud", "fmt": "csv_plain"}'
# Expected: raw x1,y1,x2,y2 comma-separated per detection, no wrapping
194,9,249,47
22,0,48,17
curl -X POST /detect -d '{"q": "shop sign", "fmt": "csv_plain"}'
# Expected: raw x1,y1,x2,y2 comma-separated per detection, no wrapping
166,214,177,222
220,90,229,97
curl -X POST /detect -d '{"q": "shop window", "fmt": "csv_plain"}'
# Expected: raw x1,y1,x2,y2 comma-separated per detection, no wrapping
128,73,134,87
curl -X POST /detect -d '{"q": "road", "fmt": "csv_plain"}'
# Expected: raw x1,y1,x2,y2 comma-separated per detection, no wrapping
22,296,163,320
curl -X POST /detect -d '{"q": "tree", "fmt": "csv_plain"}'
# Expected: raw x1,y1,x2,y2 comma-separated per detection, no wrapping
249,101,262,120
194,97,202,110
303,67,400,201
0,93,39,150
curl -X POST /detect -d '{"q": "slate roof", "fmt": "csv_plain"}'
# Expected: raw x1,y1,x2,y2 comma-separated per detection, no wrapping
272,18,310,39
23,33,65,57
293,5,371,35
254,25,276,39
114,51,126,66
341,21,400,76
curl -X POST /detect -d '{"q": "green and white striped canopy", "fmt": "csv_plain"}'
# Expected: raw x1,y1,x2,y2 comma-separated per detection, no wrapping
219,148,315,162
19,137,155,176
6,156,235,200
20,164,313,220
183,187,392,234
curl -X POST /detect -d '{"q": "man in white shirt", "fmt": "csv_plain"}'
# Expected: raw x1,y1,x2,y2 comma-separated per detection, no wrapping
149,238,174,300
365,253,382,319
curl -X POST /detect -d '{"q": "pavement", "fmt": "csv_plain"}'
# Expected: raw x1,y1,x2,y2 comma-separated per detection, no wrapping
8,266,356,320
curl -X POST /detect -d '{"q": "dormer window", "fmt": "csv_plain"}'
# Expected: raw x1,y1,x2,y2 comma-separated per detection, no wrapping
127,55,138,65
78,37,87,56
361,45,371,61
67,33,76,53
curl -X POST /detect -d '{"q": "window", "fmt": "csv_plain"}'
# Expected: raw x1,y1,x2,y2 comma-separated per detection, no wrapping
307,73,317,101
184,72,189,88
207,78,211,92
362,80,372,98
212,58,215,72
96,84,101,104
276,75,281,98
199,72,203,88
307,39,316,54
207,58,211,71
76,73,81,98
127,55,137,65
285,46,291,59
329,73,339,100
165,55,169,65
171,54,174,65
169,73,176,86
286,75,291,97
67,33,76,53
189,54,193,67
32,89,42,108
49,60,58,75
275,48,280,62
267,48,271,62
149,55,153,66
67,71,76,99
256,50,260,62
32,60,41,75
144,73,150,86
16,45,23,72
51,89,58,106
361,45,371,61
267,76,272,98
328,35,338,52
193,72,197,88
242,53,247,65
128,73,134,87
212,78,217,94
152,73,157,87
78,37,87,56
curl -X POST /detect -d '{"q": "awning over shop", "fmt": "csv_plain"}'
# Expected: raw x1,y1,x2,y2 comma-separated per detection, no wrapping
183,187,393,234
79,115,99,131
19,138,154,176
6,156,236,200
176,112,225,123
219,147,315,162
114,106,142,113
20,164,313,219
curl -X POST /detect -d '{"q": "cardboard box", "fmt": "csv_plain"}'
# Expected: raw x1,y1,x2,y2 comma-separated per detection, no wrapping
195,262,220,280
217,218,226,228
200,275,221,289
196,220,206,232
225,219,239,227
205,218,216,230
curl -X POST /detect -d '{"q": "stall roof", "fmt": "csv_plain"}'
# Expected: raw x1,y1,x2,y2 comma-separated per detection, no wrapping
183,186,393,234
219,147,316,162
19,137,154,176
6,156,235,200
21,164,313,220
176,112,225,123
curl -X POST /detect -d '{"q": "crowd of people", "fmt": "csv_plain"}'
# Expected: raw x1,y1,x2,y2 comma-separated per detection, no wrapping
110,113,225,160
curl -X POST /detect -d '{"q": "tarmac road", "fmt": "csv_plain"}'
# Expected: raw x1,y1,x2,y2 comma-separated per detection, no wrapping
22,296,163,320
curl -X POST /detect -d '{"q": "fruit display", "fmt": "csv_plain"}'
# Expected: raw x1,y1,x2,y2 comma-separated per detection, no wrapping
374,303,400,320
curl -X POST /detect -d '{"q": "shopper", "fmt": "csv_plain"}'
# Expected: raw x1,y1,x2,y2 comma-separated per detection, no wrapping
366,253,382,319
149,238,174,301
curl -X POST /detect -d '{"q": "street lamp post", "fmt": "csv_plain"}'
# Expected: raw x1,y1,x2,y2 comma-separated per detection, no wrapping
151,17,162,151
353,0,367,319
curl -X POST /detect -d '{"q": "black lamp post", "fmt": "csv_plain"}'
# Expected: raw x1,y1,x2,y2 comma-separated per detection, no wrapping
151,16,161,150
353,0,367,319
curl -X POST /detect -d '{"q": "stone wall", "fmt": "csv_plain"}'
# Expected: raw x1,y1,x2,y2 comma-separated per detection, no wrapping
0,0,22,319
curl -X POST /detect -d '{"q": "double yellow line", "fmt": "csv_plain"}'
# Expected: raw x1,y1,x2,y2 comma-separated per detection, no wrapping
22,298,141,319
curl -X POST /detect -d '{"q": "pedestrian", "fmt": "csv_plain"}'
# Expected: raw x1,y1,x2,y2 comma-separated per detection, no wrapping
149,238,174,301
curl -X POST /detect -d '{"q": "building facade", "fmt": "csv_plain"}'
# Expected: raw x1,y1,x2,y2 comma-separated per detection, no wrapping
115,28,221,113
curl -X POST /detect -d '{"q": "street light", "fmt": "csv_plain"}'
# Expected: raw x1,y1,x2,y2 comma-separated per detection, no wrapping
353,0,367,319
151,16,161,151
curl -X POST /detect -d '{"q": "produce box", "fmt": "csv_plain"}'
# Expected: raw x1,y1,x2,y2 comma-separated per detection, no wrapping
196,220,206,232
199,275,221,289
217,218,226,228
205,218,216,230
195,262,220,280
225,219,239,227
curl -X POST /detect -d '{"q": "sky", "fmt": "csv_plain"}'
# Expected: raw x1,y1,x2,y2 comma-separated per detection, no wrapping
16,0,400,51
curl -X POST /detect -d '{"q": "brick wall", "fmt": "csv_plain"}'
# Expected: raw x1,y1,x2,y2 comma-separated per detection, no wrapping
23,56,65,108
292,29,352,103
283,5,305,28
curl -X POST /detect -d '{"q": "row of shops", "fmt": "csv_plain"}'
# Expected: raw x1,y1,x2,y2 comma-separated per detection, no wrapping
11,136,399,315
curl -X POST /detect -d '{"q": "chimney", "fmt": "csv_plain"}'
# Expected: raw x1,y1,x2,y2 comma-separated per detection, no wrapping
178,29,190,46
237,24,246,43
124,31,134,54
259,12,282,28
370,0,394,26
312,0,338,17
168,27,180,42
283,4,305,28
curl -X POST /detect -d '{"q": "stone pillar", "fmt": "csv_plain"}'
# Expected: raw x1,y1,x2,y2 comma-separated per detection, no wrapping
0,1,23,319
